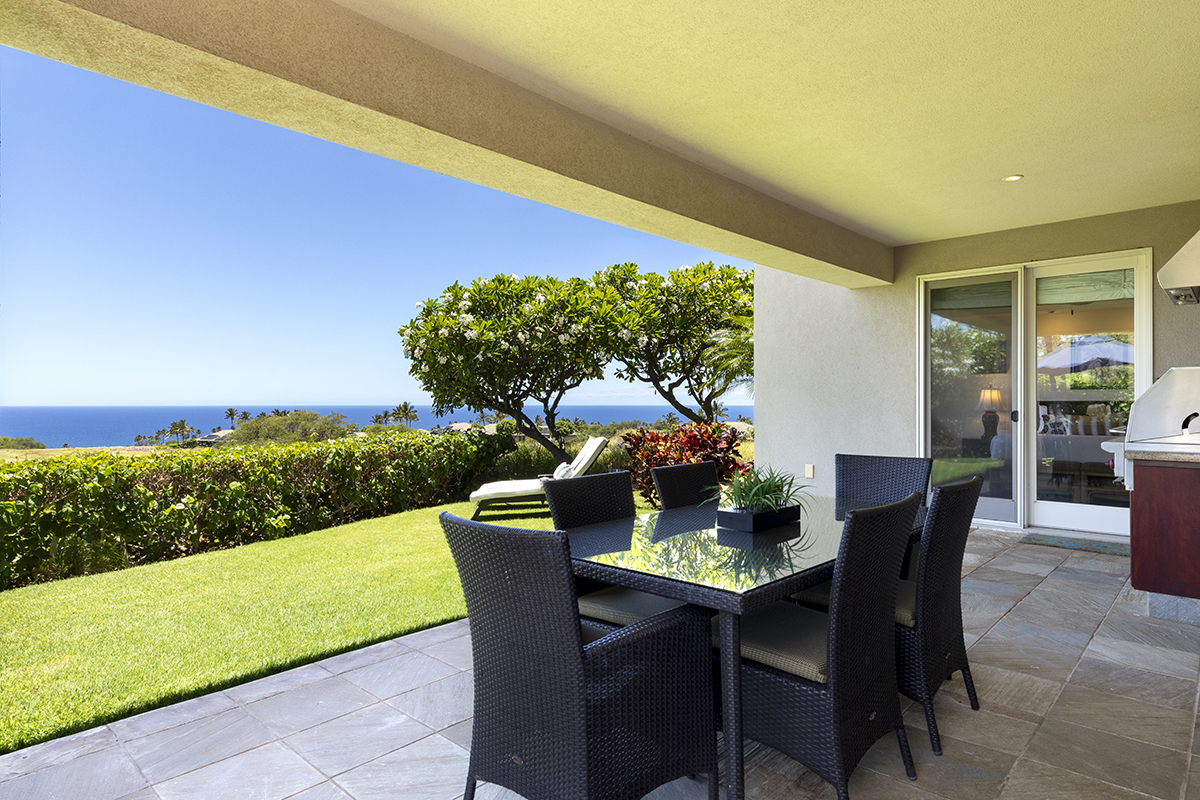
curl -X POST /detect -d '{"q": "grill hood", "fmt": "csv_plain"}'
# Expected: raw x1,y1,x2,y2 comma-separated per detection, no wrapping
1158,226,1200,305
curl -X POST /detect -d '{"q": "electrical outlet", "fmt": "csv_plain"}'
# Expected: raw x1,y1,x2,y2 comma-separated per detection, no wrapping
805,464,815,479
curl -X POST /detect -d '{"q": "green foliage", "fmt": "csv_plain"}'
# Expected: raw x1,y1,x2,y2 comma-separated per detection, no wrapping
225,410,359,445
0,430,515,590
489,437,632,481
400,274,617,461
598,262,753,422
705,313,754,397
714,465,807,511
0,437,46,450
495,419,517,435
620,422,745,507
361,422,413,435
572,419,653,438
553,419,575,435
929,320,1009,446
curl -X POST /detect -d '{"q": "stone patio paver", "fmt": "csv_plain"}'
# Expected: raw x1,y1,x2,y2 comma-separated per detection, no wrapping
2,527,1199,800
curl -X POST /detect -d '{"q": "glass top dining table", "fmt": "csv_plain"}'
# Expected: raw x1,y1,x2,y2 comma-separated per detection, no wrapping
563,492,926,800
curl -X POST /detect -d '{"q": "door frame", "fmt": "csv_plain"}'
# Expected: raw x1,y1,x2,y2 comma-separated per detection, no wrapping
916,248,1153,533
1022,248,1153,535
917,265,1026,527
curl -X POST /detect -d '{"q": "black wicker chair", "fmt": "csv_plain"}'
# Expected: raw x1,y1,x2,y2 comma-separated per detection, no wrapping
544,469,637,529
439,512,718,800
545,471,687,627
895,475,984,755
792,475,984,756
834,453,932,520
728,493,922,800
652,461,721,509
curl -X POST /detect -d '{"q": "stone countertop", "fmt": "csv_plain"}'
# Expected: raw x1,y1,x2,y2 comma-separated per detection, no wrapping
1125,444,1200,463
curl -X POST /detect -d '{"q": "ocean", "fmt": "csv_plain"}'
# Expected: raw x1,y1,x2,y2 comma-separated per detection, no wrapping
0,405,754,448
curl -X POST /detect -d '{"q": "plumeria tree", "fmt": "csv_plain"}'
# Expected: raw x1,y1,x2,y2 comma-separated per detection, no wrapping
598,262,753,422
400,274,617,462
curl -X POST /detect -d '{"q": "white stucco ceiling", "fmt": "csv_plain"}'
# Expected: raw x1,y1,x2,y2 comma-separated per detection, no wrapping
331,0,1200,246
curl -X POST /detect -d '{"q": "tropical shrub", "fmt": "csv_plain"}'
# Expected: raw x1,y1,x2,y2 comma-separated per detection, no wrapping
0,430,513,590
224,410,359,445
0,437,46,450
621,422,745,507
495,419,517,435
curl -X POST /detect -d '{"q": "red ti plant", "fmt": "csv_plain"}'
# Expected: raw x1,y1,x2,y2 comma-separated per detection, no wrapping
621,422,747,507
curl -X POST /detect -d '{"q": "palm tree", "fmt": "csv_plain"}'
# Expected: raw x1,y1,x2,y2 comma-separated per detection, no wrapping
271,408,288,417
705,314,754,398
238,411,251,424
393,402,419,426
168,419,189,444
371,413,387,426
224,407,238,429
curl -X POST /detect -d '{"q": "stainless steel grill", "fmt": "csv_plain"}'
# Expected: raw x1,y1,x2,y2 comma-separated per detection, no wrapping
1104,367,1200,489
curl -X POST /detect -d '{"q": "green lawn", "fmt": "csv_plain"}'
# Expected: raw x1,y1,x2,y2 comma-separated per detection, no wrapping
0,496,655,754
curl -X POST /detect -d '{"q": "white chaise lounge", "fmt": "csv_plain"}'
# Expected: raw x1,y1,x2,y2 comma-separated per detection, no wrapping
469,436,609,520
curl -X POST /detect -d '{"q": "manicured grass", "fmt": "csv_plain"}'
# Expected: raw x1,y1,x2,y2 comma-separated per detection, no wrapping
0,495,655,754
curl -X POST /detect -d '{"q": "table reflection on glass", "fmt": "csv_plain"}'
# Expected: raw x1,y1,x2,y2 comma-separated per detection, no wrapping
565,494,923,800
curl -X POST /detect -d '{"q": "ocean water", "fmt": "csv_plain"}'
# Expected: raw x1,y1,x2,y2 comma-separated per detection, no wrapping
0,405,754,448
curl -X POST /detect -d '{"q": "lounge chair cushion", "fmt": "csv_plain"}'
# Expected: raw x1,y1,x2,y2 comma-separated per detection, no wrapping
578,587,685,626
713,600,829,683
792,579,918,628
553,462,573,479
469,478,546,502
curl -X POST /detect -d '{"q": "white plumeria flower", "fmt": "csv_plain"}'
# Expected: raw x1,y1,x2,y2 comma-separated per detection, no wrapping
459,300,471,310
464,329,478,340
499,341,509,350
460,314,474,324
638,335,649,347
439,328,449,337
438,356,447,364
415,301,424,309
517,332,527,343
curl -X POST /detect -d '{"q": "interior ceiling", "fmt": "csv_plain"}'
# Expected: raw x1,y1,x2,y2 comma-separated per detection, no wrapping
332,0,1200,246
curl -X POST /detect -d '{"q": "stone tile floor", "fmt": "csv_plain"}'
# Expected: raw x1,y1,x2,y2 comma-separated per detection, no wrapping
3,527,1199,800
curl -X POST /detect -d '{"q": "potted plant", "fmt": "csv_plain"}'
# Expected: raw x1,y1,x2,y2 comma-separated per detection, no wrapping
710,466,809,532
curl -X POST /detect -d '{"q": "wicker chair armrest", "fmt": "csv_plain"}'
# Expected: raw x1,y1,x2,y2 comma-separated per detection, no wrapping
580,606,710,690
583,602,708,658
806,560,836,587
582,603,716,778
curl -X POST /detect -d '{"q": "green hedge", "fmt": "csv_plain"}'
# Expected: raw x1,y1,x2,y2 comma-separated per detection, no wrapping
0,430,514,590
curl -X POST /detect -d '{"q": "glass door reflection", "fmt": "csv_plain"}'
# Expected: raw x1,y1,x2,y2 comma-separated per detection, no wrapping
1032,268,1133,515
928,277,1017,523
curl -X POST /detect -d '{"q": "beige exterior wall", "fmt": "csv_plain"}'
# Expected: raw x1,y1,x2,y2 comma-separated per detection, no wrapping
756,199,1200,495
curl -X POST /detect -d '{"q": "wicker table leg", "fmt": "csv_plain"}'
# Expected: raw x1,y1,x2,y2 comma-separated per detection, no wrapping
719,610,744,800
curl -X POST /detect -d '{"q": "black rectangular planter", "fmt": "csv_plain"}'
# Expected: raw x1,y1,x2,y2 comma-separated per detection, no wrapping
716,504,803,532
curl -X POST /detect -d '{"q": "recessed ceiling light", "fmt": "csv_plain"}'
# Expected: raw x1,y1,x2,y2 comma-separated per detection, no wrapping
1003,174,1024,182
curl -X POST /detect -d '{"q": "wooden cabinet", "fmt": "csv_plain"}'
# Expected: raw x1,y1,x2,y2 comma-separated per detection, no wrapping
1131,460,1200,600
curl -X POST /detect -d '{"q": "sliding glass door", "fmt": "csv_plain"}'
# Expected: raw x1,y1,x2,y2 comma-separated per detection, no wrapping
927,275,1019,523
922,249,1151,534
1027,263,1138,534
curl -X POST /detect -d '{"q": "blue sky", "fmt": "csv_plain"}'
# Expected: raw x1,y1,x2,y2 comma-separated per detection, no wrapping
0,45,753,407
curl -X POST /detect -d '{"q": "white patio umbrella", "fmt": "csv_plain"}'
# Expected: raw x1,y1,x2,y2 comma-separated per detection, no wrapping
1037,335,1133,373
